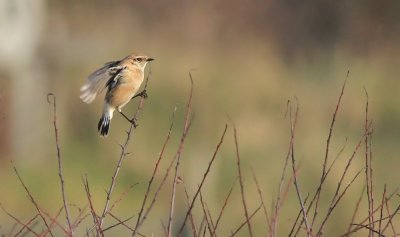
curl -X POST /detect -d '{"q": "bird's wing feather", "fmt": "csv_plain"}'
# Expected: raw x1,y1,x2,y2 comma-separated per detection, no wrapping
80,61,121,104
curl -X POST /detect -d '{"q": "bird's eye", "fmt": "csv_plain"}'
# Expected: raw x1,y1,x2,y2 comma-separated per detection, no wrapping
136,58,143,62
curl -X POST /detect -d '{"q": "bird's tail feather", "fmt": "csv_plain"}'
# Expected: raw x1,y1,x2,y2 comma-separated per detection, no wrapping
98,115,111,136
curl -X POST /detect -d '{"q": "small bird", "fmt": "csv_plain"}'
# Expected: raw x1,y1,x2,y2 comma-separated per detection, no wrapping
80,53,154,136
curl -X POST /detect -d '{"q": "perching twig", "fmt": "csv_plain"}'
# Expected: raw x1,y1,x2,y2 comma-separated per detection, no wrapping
99,70,151,228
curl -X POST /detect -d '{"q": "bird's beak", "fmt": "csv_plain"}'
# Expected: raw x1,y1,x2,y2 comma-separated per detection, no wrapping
146,57,154,62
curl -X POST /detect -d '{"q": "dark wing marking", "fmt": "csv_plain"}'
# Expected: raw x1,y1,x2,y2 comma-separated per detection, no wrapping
105,67,125,93
80,60,121,103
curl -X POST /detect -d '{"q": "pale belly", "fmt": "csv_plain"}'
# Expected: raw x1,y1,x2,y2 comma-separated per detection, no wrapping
106,83,139,109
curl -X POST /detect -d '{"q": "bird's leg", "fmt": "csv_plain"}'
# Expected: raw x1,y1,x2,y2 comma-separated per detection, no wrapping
131,89,148,100
119,111,138,128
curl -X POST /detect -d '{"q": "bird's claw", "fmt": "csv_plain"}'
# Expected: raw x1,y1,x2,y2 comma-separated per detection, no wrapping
129,118,139,128
138,89,148,99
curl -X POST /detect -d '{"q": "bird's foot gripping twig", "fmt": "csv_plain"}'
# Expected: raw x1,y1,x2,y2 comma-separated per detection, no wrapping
119,111,138,128
131,89,148,100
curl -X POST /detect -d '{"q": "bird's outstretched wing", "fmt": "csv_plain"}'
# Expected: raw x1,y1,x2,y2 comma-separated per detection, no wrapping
80,61,122,104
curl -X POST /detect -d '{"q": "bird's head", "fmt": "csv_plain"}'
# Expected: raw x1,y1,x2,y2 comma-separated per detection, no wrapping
128,53,154,70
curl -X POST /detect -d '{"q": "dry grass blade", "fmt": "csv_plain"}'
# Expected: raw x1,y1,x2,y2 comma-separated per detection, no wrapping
233,125,253,237
47,93,73,236
177,124,228,235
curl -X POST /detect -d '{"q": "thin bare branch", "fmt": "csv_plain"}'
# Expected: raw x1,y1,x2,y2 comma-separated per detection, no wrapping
199,191,213,236
350,224,385,237
184,188,198,237
83,175,104,237
177,124,228,235
363,87,374,237
289,194,310,237
233,125,253,237
132,106,176,236
40,206,70,236
251,168,271,234
12,165,54,237
213,182,235,235
312,71,349,228
378,185,387,235
47,93,73,236
344,185,366,236
342,187,399,236
0,203,40,237
229,204,262,237
317,168,363,236
13,214,39,237
381,202,400,234
168,73,194,237
287,100,311,237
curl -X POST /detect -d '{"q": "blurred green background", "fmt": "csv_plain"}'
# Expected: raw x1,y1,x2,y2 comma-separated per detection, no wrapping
1,0,400,236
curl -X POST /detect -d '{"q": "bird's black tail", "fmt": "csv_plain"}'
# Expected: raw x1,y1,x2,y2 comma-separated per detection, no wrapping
98,114,111,136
